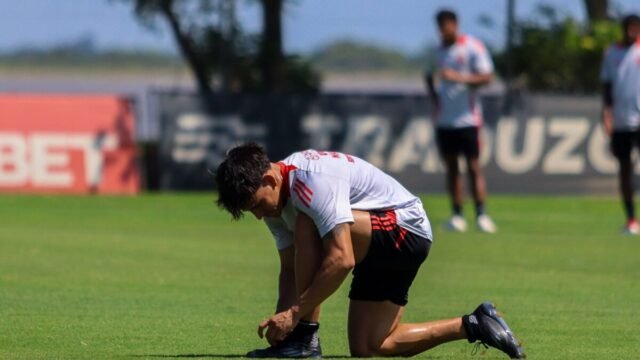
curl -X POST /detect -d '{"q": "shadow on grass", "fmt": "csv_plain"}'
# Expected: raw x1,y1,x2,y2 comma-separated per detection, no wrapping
130,356,243,358
130,355,350,359
130,355,243,359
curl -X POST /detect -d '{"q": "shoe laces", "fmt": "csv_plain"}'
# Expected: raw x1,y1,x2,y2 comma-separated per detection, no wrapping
471,341,488,356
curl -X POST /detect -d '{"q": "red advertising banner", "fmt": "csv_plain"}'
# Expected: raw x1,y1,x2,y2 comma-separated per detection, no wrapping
0,94,139,194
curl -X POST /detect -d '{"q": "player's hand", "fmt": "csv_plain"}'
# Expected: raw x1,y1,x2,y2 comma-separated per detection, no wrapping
440,68,466,83
431,105,440,121
258,308,298,345
602,109,614,137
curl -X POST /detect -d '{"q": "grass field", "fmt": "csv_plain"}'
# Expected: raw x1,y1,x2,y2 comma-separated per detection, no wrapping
1,194,639,359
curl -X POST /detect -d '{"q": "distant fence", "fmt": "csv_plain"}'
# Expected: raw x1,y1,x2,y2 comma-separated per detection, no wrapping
154,91,617,194
0,95,139,194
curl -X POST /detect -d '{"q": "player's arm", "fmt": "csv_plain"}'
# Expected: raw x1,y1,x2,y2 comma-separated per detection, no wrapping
462,71,493,85
600,47,614,136
258,223,355,343
423,71,440,106
264,218,297,313
440,68,493,86
276,245,297,313
440,68,492,85
602,82,614,136
290,223,354,322
423,51,440,107
258,173,354,343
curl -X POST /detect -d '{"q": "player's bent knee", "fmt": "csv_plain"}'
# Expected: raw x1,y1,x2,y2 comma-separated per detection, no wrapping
349,346,376,358
351,340,397,358
349,339,382,358
378,339,397,356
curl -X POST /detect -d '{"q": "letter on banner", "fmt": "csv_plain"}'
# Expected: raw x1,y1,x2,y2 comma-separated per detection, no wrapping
0,133,28,186
171,113,266,167
30,134,73,187
542,118,589,174
588,124,616,174
172,113,212,163
479,127,493,167
341,115,389,168
495,117,545,174
66,134,118,188
302,114,342,150
388,118,442,173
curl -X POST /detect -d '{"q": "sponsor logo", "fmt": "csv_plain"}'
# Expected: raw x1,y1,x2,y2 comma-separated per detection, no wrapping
0,132,117,188
170,113,266,168
302,114,618,175
0,95,138,194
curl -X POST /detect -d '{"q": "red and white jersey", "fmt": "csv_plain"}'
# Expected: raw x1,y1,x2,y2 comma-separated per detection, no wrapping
430,34,493,129
264,149,432,250
600,40,640,131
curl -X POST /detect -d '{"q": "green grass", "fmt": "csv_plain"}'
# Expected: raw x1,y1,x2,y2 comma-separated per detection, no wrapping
1,194,639,359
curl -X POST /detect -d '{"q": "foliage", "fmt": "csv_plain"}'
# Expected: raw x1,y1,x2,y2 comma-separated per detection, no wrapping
494,4,622,93
114,0,319,93
0,38,182,71
311,40,417,73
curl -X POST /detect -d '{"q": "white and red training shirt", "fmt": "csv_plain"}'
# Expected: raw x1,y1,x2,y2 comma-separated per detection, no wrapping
429,34,494,129
600,39,640,131
264,149,433,250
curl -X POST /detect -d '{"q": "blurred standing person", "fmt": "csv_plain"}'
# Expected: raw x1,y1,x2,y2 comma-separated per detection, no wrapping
424,9,496,233
600,14,640,234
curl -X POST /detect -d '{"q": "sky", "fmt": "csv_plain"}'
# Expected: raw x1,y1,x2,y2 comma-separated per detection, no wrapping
0,0,639,55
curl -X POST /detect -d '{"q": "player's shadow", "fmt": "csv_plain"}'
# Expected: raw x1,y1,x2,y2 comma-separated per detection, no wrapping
131,355,350,359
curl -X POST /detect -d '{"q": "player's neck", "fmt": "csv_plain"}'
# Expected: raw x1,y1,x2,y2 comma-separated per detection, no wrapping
442,38,456,47
441,34,460,47
623,36,637,47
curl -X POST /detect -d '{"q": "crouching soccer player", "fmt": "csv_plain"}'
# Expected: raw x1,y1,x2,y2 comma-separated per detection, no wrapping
215,143,525,358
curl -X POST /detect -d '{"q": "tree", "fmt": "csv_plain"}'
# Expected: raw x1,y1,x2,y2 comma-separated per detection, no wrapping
258,0,284,92
121,0,213,94
584,0,609,22
115,0,318,94
491,3,620,93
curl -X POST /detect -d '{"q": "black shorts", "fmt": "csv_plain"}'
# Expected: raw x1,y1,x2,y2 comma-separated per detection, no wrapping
611,130,640,161
436,126,480,158
349,210,431,306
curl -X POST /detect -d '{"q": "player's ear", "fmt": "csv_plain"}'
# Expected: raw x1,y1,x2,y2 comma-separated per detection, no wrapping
263,172,277,189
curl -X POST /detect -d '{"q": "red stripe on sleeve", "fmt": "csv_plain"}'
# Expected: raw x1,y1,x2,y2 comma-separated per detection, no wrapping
293,188,311,207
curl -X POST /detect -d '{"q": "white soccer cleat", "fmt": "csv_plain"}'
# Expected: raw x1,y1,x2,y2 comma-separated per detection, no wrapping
477,214,497,234
446,215,468,232
623,219,639,235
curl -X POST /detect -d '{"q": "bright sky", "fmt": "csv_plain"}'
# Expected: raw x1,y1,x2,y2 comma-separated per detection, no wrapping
0,0,639,54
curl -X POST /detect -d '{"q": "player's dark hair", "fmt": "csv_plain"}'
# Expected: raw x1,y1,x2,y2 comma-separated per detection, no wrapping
215,142,271,220
622,14,640,32
436,9,457,26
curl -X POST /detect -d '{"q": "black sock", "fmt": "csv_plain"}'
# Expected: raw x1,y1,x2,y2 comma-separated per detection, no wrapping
462,314,478,343
624,200,635,221
288,321,319,344
475,202,486,217
291,320,319,337
452,203,462,216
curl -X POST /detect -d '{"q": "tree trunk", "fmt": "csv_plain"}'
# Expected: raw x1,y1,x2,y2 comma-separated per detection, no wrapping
159,1,212,95
584,0,608,22
260,0,284,92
